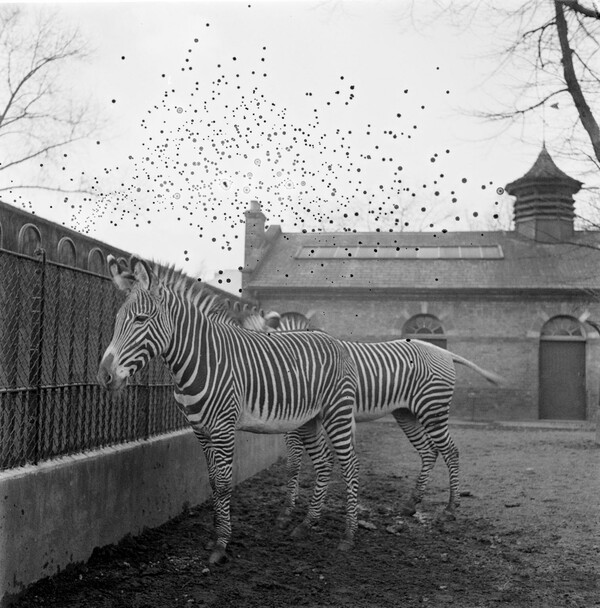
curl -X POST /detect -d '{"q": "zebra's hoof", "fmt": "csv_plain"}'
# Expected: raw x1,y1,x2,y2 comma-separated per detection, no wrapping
290,523,310,539
438,509,456,522
400,502,417,516
208,546,228,565
337,539,354,552
204,539,216,551
276,514,292,530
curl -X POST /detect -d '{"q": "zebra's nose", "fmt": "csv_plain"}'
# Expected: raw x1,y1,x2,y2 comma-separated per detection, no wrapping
98,354,115,389
99,368,112,387
97,365,112,388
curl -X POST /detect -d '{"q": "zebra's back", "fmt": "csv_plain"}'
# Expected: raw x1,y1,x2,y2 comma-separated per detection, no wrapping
343,338,455,420
177,325,357,431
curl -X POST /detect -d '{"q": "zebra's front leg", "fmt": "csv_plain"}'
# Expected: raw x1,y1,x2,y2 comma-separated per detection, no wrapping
277,431,304,529
194,431,220,550
290,418,334,540
199,428,235,565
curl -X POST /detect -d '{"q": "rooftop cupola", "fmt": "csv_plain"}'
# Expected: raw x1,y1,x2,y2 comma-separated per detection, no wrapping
505,145,582,243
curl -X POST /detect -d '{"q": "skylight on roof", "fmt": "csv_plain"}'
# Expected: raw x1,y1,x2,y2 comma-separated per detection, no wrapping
296,245,504,260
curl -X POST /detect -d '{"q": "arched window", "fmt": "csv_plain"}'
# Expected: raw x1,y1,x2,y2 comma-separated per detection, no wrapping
87,248,105,274
18,223,42,256
57,237,77,266
402,314,447,349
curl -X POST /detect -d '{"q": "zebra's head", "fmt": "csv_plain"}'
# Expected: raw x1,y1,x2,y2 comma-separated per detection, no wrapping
242,310,318,333
241,310,281,332
98,255,171,391
242,310,317,333
277,311,316,332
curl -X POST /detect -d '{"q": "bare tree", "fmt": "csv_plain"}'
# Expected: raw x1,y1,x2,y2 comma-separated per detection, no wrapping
0,7,96,194
441,1,600,170
553,1,600,165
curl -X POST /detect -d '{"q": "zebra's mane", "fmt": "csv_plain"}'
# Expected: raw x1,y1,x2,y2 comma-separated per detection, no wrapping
147,261,259,325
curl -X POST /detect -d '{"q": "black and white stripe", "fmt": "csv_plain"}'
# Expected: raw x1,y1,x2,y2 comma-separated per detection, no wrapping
247,310,503,518
98,258,359,564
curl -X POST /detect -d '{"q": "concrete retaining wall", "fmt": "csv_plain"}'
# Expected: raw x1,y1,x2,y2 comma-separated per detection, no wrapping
0,429,285,605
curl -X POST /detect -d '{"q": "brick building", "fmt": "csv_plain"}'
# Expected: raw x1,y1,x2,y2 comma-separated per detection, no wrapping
242,147,600,421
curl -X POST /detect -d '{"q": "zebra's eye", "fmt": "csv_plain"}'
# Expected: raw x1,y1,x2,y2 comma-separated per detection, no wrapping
133,313,150,324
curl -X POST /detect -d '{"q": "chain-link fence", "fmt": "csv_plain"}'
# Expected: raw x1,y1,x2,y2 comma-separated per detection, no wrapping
0,248,183,471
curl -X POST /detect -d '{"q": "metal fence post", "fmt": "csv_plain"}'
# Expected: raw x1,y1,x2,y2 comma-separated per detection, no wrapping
26,248,46,464
138,368,150,440
0,249,188,471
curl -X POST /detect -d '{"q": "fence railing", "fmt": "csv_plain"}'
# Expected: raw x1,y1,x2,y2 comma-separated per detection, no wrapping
0,248,185,471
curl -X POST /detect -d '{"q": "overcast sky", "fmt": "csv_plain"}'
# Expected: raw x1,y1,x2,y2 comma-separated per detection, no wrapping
4,1,589,277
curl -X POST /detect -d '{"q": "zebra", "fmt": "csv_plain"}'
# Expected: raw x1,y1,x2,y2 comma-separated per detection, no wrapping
97,257,359,565
244,310,503,522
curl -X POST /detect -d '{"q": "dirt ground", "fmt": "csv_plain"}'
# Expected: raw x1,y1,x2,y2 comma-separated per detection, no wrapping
13,420,599,608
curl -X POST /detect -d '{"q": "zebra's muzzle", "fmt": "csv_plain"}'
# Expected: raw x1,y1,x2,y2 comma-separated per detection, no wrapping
97,353,126,392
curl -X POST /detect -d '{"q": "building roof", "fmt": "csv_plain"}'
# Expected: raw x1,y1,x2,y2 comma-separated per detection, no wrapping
246,229,600,294
506,145,583,192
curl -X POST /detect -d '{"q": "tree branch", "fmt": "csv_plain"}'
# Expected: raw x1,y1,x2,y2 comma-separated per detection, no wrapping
477,88,569,120
0,135,86,171
0,7,97,194
0,184,96,195
572,48,600,84
558,0,600,19
555,0,600,162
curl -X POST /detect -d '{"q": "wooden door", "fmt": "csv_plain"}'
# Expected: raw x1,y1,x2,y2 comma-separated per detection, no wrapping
539,340,586,420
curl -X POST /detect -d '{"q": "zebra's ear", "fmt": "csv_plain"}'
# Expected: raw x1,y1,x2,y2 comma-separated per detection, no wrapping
108,254,135,293
305,310,319,329
264,311,281,329
130,257,153,291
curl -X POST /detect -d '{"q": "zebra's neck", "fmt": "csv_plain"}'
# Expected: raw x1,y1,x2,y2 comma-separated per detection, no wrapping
162,290,207,385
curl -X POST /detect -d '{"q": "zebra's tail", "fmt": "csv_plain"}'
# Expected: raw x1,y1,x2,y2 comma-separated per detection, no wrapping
414,339,505,385
448,353,505,385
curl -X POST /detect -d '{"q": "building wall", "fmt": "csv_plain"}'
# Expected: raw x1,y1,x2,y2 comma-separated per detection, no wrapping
258,292,600,421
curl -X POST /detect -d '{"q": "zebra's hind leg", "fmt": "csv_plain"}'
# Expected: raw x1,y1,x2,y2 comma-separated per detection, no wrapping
417,406,460,518
277,430,304,529
321,402,359,552
290,418,334,540
392,409,439,515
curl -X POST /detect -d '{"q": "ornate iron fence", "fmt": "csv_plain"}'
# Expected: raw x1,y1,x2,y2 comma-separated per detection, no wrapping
0,248,183,471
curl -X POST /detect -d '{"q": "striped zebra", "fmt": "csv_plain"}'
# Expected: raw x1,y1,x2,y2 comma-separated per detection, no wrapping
97,257,359,564
245,310,503,522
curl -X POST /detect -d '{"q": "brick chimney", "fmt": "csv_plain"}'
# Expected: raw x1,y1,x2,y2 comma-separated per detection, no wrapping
505,145,582,243
242,200,266,290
